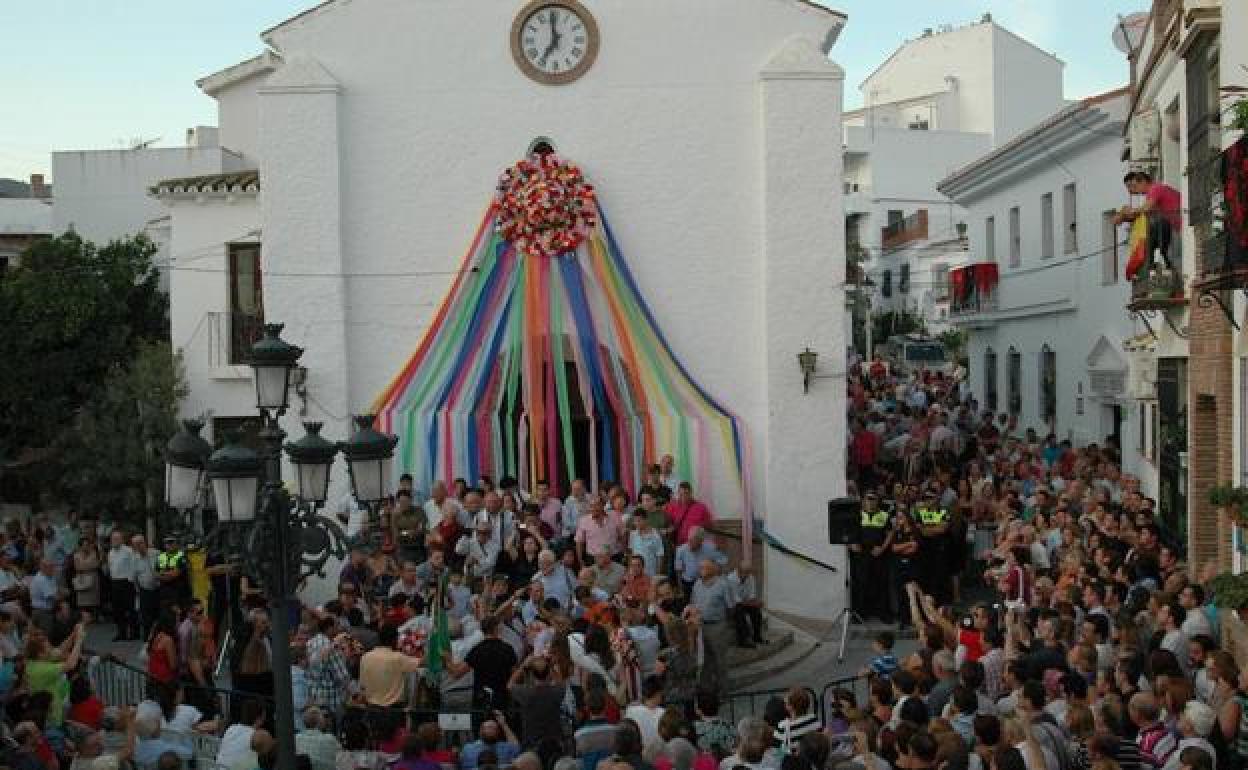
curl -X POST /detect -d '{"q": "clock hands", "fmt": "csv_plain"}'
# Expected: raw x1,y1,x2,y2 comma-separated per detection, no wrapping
539,9,562,67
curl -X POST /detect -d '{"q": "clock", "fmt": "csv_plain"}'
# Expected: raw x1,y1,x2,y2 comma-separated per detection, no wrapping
511,0,600,85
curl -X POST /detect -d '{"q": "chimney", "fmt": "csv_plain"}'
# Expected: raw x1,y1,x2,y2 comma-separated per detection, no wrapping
29,174,47,199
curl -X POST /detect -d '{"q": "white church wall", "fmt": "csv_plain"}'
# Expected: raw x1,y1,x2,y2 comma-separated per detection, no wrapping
248,0,847,523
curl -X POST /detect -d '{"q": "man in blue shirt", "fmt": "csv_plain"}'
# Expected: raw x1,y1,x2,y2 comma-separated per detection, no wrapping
460,714,522,770
672,528,727,596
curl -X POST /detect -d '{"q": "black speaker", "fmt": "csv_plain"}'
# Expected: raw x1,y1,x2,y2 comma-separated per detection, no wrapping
828,497,861,545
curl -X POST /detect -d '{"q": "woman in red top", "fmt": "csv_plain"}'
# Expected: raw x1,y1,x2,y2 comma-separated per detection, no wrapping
66,674,104,729
146,613,178,688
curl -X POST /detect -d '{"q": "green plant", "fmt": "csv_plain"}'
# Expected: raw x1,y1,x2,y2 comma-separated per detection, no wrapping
1209,484,1248,526
1228,98,1248,134
1210,571,1248,610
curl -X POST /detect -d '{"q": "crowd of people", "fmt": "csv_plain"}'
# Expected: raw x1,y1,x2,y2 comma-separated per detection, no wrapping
841,354,1243,770
0,464,781,770
6,352,1248,770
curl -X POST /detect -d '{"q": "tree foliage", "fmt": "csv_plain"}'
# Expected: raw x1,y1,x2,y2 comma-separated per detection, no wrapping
0,232,177,515
56,340,188,515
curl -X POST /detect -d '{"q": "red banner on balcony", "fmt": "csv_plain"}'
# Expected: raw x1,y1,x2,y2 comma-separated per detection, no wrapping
950,266,968,304
972,262,999,292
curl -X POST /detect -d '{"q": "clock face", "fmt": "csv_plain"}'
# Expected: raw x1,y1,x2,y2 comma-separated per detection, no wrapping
511,1,599,85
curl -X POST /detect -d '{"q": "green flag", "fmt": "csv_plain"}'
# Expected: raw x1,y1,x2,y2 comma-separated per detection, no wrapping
426,572,451,677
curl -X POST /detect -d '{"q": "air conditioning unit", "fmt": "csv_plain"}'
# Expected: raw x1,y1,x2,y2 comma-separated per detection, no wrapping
1128,108,1161,166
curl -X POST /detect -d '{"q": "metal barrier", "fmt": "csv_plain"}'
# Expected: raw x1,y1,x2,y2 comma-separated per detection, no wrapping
88,655,484,747
723,674,866,726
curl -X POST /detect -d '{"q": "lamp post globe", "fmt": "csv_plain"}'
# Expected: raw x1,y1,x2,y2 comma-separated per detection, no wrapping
284,422,338,505
164,418,212,510
340,414,398,506
249,323,304,413
205,435,262,523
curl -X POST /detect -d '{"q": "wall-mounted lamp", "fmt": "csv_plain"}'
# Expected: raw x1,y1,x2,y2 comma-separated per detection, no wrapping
292,365,309,416
798,348,818,393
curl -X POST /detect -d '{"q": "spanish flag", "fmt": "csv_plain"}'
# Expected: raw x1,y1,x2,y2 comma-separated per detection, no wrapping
1125,214,1150,281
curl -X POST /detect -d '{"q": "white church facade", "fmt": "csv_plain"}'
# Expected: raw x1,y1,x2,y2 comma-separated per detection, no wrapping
157,0,849,622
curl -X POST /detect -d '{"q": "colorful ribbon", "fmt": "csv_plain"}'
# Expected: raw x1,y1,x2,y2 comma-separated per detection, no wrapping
373,167,752,527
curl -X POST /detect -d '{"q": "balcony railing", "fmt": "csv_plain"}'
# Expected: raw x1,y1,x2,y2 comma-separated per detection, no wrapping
881,209,928,251
207,311,264,368
949,262,999,316
1128,264,1185,309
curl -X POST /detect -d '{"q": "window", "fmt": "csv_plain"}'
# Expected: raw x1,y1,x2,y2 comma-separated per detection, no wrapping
1138,402,1146,454
1007,347,1022,416
881,269,892,297
887,210,904,228
228,243,264,365
985,216,996,262
1008,207,1021,267
899,263,910,294
985,349,998,412
1101,210,1119,284
908,119,929,130
1063,183,1078,254
932,264,950,301
1040,193,1055,259
1040,345,1057,425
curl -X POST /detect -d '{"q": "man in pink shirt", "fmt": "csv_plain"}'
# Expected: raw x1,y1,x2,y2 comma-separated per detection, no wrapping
534,479,563,534
666,482,714,546
574,498,623,563
1116,170,1183,267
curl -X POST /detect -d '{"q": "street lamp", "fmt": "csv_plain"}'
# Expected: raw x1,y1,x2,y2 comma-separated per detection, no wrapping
162,323,399,770
341,414,398,506
164,418,212,511
205,435,261,523
249,323,303,412
284,422,338,505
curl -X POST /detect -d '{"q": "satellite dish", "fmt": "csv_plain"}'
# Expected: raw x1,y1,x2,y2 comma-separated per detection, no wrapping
1112,12,1148,54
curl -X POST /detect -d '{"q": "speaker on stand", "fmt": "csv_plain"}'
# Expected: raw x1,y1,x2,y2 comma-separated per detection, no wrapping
828,497,867,662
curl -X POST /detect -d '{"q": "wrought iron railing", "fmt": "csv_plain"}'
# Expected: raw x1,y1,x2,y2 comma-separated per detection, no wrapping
207,311,264,367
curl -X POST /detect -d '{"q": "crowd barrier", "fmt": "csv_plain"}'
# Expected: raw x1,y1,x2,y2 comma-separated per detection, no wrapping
92,652,868,751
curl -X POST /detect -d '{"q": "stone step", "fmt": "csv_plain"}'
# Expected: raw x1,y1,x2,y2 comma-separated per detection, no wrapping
728,630,818,693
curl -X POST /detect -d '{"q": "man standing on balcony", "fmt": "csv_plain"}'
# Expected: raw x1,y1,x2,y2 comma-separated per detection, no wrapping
1115,170,1183,268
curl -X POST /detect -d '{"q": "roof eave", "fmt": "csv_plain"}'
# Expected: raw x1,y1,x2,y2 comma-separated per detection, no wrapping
197,51,280,96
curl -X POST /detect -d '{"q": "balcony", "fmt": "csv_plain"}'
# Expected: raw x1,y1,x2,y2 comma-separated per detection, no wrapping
949,262,999,321
206,310,264,369
844,182,872,215
881,209,928,251
1127,264,1185,310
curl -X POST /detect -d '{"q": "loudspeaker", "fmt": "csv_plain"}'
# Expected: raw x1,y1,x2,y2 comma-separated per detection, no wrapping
828,497,861,545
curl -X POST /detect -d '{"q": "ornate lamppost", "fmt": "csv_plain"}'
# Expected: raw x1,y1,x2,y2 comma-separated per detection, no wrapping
165,323,397,770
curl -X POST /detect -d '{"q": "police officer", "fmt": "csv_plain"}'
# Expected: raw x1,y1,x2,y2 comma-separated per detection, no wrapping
915,490,951,605
156,536,190,612
849,492,893,623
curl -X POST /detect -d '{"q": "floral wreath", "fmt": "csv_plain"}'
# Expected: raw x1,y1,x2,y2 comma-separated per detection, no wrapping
495,153,598,259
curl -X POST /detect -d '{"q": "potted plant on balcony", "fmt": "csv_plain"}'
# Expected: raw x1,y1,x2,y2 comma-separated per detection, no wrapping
1211,570,1248,615
1148,266,1178,300
1209,484,1248,528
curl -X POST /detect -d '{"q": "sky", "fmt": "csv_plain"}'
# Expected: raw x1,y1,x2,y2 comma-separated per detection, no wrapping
0,0,1144,182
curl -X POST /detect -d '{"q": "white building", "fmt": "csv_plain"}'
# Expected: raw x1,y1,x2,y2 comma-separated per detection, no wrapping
156,0,850,622
51,128,246,285
1115,0,1248,572
938,89,1142,471
845,15,1066,342
0,197,53,269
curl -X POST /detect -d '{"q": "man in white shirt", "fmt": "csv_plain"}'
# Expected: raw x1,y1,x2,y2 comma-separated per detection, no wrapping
29,559,60,632
424,480,463,529
131,535,161,637
1179,584,1213,639
456,517,500,579
562,479,591,541
106,530,138,641
623,677,666,750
